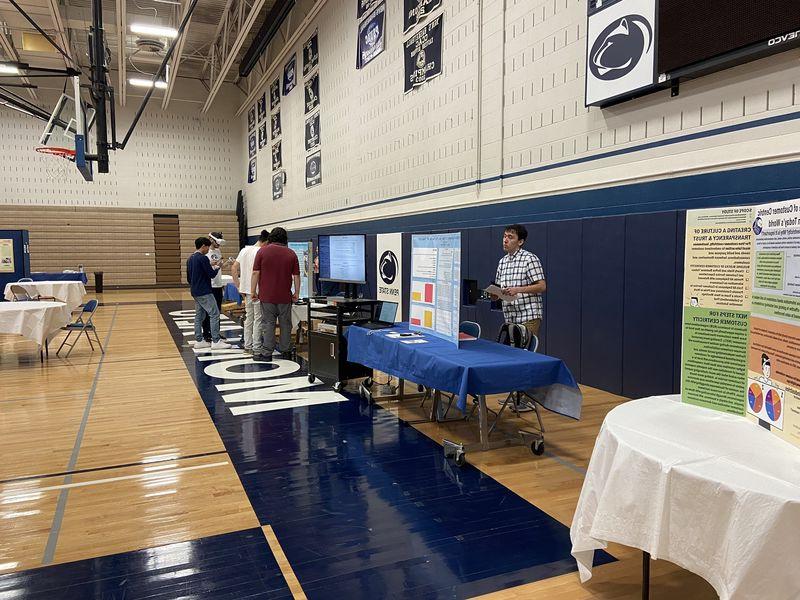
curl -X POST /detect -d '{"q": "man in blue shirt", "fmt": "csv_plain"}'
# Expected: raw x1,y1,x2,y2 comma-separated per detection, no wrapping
187,237,231,349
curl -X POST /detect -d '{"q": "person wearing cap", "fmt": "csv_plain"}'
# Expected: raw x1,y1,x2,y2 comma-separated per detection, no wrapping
187,237,231,350
232,229,269,354
202,231,227,342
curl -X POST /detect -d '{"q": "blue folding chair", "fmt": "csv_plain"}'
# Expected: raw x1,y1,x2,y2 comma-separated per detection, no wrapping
57,299,104,358
17,277,33,282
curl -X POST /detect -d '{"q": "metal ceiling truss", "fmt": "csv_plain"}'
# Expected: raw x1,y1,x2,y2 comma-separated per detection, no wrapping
45,0,79,70
0,29,36,100
115,0,126,105
201,0,265,113
162,0,193,108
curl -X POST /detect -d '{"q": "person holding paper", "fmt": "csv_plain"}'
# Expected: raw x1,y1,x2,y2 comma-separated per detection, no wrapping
493,224,546,339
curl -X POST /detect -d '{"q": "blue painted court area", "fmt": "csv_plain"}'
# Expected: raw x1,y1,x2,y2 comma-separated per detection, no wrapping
0,528,292,600
159,301,614,599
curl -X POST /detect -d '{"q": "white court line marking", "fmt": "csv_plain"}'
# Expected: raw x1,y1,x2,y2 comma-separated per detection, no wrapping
230,397,346,415
7,462,229,496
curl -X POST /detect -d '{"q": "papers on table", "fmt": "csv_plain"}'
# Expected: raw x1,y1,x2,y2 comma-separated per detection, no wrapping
401,339,428,344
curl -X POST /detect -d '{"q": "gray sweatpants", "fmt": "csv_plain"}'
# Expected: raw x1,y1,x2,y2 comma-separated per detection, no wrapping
260,302,293,353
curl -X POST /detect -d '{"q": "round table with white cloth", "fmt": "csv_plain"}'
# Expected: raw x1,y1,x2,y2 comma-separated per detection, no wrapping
570,394,800,600
0,301,72,346
4,280,86,311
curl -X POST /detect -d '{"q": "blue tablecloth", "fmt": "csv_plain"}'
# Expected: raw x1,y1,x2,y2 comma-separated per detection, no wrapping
346,323,582,418
30,272,88,284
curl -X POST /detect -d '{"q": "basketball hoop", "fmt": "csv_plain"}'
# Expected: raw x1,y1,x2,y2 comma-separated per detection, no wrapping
36,146,76,162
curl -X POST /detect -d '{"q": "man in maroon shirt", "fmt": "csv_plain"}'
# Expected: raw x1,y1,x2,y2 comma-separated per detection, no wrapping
251,227,300,360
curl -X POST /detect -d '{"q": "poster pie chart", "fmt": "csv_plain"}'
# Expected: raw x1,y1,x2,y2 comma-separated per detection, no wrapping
765,389,782,421
748,384,763,413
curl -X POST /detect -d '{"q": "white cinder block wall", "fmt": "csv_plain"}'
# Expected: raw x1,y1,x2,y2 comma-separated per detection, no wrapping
243,0,800,234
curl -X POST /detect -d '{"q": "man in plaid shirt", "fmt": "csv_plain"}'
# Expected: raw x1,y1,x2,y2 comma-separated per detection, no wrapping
493,224,546,339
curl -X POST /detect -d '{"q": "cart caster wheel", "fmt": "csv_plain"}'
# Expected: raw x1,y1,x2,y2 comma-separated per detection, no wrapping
531,440,545,456
454,453,466,467
333,381,343,393
308,374,315,384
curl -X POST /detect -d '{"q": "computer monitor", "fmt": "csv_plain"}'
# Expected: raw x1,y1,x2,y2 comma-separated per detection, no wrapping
318,234,366,284
376,301,398,324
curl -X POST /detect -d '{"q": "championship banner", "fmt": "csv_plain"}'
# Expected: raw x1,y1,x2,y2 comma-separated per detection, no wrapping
305,112,320,151
257,93,266,121
248,132,256,158
305,72,320,114
403,14,443,93
303,30,319,76
682,199,800,449
247,106,255,131
283,54,297,94
271,111,281,140
272,141,282,171
357,2,386,69
258,122,267,150
377,233,403,321
270,78,280,109
0,239,14,273
357,0,379,19
247,158,257,183
585,0,657,106
403,0,441,33
305,151,322,188
272,172,284,200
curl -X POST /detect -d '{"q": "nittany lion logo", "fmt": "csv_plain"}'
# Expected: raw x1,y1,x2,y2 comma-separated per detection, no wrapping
309,159,318,176
589,15,653,81
379,250,398,285
365,22,380,48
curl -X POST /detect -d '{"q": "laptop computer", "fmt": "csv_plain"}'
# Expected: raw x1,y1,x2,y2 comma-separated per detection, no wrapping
360,301,398,330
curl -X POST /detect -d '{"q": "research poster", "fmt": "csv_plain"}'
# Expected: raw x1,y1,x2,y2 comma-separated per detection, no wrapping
289,241,312,299
409,232,460,345
0,239,14,273
376,233,403,321
682,200,800,449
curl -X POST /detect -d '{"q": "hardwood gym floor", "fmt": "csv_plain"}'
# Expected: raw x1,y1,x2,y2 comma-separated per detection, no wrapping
0,288,717,599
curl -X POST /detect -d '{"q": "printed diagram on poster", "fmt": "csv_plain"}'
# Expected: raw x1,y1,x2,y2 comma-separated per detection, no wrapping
0,239,14,273
305,151,322,188
247,106,256,131
357,2,386,69
305,112,320,151
248,132,256,158
270,78,280,109
409,233,460,345
303,30,318,76
377,233,403,321
283,54,297,94
585,0,657,106
403,15,443,93
305,73,320,114
403,0,441,33
247,158,257,183
289,242,312,299
272,141,282,171
271,111,281,140
257,93,266,121
272,172,284,200
258,123,267,149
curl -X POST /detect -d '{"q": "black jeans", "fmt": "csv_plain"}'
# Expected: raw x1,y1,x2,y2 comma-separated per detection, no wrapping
202,286,224,340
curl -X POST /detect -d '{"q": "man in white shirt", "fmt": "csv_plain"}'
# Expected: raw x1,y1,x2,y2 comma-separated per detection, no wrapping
202,232,228,342
232,230,269,354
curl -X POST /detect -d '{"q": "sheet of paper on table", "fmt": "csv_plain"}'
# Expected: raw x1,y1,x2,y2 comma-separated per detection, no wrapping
484,284,515,302
401,339,428,344
386,332,422,339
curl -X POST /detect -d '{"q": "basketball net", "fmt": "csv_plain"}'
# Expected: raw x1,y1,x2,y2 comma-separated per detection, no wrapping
36,146,75,180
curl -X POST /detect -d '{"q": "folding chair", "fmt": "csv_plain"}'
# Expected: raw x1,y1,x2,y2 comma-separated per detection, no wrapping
9,284,56,302
17,277,33,282
57,299,104,358
424,321,483,418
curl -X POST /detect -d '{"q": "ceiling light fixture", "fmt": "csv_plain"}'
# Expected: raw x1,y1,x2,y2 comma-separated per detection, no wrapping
130,23,178,38
0,63,21,75
128,77,168,89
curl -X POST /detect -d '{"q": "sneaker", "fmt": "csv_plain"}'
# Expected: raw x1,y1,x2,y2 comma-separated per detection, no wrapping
211,340,232,349
253,352,271,361
280,350,295,360
243,348,253,354
194,341,211,349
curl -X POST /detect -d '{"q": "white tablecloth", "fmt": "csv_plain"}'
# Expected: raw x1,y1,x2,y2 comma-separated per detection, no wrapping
0,301,71,346
4,281,86,311
571,395,800,600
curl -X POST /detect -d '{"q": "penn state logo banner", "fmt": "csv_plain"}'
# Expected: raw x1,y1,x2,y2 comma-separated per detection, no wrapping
305,151,322,188
271,111,281,140
403,0,441,34
258,122,267,150
303,30,319,76
585,0,656,106
270,78,280,110
377,233,403,320
248,132,256,158
357,2,386,69
403,14,443,93
272,172,284,200
272,141,282,171
257,92,266,122
305,72,320,114
247,158,257,183
305,112,320,151
283,53,297,95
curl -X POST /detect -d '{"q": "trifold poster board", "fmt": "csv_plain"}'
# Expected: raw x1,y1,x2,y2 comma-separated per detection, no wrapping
409,233,461,345
376,233,403,321
682,199,800,449
288,241,312,299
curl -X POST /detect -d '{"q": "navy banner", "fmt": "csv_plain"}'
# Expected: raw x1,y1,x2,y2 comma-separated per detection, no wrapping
305,112,320,151
283,54,297,95
272,141,282,171
403,14,443,93
403,0,441,33
257,93,266,121
270,78,280,109
248,132,256,158
357,0,380,19
247,106,255,131
271,111,281,140
357,2,386,69
248,158,257,183
306,151,322,188
258,123,267,150
303,30,319,76
305,72,320,114
272,172,284,200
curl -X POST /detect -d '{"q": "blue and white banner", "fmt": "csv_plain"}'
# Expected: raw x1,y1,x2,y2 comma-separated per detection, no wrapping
377,233,403,321
248,132,256,158
258,123,267,150
272,172,283,200
270,78,280,109
247,106,256,131
283,54,297,95
303,30,319,76
271,111,281,140
305,112,320,151
357,0,380,19
304,72,320,114
403,14,443,93
257,93,266,122
248,158,257,183
403,0,441,33
357,2,386,69
305,151,322,188
272,141,282,171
